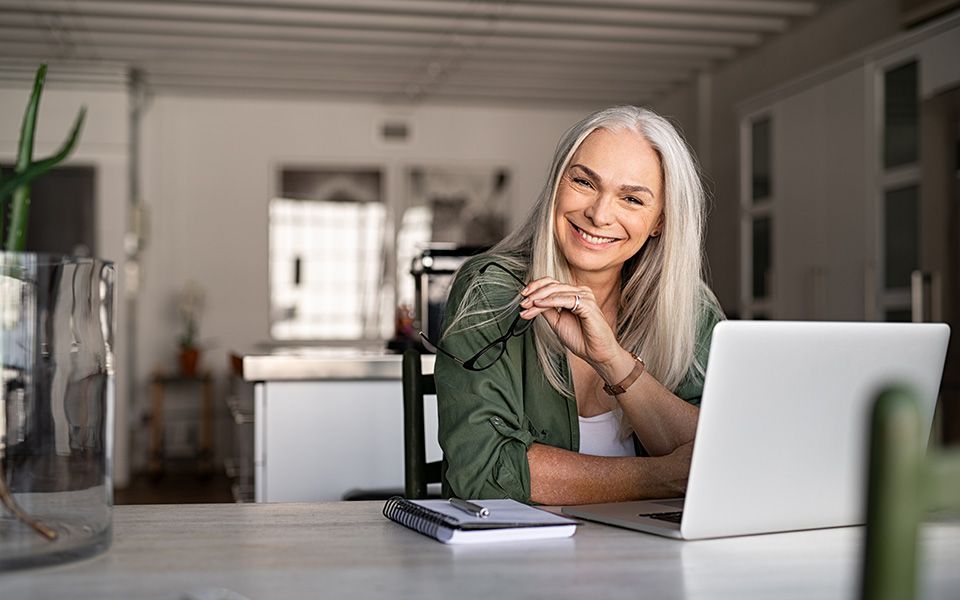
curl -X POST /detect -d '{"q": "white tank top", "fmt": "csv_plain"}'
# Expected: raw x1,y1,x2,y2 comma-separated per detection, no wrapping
578,411,636,457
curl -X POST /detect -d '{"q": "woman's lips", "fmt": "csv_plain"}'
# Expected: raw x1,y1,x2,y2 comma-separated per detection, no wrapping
570,221,620,247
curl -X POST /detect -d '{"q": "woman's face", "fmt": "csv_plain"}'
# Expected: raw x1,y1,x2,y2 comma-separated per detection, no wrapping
554,127,664,282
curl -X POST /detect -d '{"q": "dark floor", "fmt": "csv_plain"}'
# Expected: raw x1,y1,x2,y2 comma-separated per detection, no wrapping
115,471,234,504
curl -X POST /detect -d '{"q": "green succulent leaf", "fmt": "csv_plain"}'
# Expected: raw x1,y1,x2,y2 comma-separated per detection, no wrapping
3,103,86,251
16,64,46,172
0,107,86,204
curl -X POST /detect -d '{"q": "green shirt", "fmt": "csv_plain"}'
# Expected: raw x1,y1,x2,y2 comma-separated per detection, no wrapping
435,257,724,503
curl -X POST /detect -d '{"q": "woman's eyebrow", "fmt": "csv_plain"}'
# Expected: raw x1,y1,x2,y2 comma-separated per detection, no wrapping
621,183,655,198
570,163,654,198
570,163,600,181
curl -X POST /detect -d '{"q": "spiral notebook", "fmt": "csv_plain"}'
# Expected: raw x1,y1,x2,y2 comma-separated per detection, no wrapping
382,496,579,544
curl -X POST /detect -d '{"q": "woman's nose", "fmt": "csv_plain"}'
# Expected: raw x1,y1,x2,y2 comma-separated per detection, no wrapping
583,194,616,226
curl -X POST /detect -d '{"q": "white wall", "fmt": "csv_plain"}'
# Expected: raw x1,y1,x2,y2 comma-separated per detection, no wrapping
653,0,902,314
0,84,131,486
136,94,586,468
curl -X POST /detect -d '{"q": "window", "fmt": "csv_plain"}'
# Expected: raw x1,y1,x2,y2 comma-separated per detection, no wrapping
883,184,919,290
396,166,510,309
742,114,774,318
752,216,772,300
883,61,918,169
269,168,386,340
269,165,511,341
877,59,920,322
394,204,433,312
751,118,772,203
0,163,95,256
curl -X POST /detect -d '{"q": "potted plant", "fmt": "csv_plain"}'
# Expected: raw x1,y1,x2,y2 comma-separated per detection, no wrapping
0,64,115,570
177,280,205,377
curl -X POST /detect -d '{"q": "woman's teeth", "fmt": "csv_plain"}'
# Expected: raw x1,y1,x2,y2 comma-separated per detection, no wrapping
575,225,616,245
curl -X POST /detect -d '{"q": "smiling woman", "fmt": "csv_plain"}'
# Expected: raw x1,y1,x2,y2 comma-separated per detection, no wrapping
434,106,724,506
554,129,664,278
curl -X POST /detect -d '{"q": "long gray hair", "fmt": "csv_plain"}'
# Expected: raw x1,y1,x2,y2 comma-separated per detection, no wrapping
444,105,718,396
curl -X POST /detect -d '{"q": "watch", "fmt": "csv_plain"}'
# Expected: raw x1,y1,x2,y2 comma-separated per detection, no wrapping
602,353,646,396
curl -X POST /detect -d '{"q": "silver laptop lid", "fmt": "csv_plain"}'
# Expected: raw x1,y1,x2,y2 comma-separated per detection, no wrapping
681,321,950,539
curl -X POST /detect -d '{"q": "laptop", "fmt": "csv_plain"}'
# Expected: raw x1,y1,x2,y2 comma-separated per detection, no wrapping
562,320,950,540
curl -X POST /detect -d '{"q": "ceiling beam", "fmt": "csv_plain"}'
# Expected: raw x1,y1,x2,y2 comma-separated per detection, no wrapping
22,0,791,32
0,5,763,46
0,35,698,77
138,66,664,98
143,73,657,106
78,0,818,18
0,28,721,69
513,0,818,16
0,16,738,58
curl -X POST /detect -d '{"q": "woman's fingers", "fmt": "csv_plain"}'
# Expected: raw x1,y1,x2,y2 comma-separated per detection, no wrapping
520,277,584,299
522,280,591,305
519,277,558,297
529,292,583,313
519,279,596,323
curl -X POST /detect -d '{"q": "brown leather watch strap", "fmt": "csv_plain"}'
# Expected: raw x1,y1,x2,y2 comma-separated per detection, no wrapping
602,354,645,396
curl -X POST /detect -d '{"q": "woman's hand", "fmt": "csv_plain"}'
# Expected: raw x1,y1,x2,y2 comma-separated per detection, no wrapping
519,277,625,369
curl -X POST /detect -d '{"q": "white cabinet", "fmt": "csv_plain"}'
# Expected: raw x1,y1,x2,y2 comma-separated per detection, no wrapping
738,17,960,322
761,69,868,321
253,379,440,502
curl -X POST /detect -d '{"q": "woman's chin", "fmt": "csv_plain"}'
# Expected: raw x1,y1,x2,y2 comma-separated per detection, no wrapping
564,254,621,278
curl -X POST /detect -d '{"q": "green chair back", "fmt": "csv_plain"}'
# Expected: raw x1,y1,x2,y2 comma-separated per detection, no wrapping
861,386,960,600
402,349,442,499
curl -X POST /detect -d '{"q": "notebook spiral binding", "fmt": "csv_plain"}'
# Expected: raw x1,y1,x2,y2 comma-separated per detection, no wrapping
383,496,460,539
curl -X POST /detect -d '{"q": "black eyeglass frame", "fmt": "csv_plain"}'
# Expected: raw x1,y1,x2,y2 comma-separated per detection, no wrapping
419,262,531,371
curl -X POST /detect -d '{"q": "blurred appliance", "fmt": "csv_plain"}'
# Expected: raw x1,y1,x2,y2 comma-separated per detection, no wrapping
411,245,486,346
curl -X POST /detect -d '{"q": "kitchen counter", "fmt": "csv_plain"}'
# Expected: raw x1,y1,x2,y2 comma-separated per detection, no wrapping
226,345,439,502
230,345,435,381
3,502,959,599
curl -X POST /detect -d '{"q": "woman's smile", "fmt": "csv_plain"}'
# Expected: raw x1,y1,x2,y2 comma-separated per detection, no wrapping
568,219,623,248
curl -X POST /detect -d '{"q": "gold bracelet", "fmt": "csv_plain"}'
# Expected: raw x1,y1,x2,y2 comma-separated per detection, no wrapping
601,353,645,396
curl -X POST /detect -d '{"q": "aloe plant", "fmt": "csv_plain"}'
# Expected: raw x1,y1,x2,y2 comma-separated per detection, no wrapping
0,64,86,541
0,64,86,250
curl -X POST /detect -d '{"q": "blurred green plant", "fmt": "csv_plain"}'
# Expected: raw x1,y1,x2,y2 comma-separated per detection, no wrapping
0,63,86,251
0,63,86,541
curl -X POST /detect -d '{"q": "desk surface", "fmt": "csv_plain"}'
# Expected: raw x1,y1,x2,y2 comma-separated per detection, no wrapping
3,502,959,599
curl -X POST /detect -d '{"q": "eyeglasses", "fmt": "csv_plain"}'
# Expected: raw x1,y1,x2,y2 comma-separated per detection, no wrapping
419,262,533,371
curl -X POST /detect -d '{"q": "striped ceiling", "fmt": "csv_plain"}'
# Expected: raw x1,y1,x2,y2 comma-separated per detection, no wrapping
0,0,823,106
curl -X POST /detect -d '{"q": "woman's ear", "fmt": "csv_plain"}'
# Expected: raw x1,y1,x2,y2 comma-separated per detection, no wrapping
651,215,664,237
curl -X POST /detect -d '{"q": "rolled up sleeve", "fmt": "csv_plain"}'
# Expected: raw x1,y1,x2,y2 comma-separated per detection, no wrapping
438,379,534,501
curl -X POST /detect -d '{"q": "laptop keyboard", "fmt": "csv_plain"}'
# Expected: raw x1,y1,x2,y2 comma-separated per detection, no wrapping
639,511,683,524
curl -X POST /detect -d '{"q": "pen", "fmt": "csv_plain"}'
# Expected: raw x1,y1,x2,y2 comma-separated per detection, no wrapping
449,497,489,518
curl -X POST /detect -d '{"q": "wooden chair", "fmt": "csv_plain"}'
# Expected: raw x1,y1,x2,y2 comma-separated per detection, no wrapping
861,386,960,600
402,349,443,499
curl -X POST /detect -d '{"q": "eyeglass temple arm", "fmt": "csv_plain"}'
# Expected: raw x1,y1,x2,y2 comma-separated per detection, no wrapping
418,331,464,365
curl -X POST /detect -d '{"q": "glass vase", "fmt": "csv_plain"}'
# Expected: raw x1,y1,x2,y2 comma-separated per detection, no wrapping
0,253,115,570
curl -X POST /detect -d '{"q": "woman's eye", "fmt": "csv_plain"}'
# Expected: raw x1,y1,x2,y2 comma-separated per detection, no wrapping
624,195,643,206
572,177,593,189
